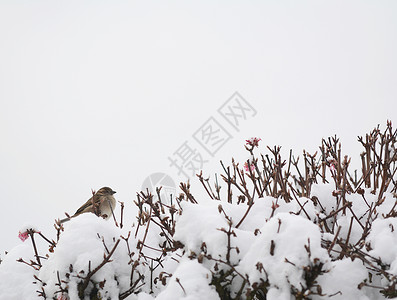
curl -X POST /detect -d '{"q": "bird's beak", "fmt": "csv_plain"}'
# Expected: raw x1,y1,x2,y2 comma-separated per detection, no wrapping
112,191,116,194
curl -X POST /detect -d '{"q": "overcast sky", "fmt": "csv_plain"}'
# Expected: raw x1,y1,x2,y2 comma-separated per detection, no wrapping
1,0,396,253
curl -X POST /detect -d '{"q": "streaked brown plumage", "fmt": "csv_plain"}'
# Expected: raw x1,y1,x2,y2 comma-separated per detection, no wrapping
60,187,116,223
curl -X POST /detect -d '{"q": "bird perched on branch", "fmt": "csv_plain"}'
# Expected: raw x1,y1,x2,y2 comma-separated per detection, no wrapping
60,187,116,223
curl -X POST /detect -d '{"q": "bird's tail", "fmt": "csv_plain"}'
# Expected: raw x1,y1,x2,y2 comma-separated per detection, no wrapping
59,217,71,224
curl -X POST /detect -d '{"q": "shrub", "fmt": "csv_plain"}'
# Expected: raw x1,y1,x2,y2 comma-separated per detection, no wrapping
1,121,396,299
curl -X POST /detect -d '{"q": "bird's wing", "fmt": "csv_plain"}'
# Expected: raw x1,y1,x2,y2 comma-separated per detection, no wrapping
74,197,95,215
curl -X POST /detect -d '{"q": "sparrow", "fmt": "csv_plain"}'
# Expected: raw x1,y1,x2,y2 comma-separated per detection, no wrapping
60,187,117,223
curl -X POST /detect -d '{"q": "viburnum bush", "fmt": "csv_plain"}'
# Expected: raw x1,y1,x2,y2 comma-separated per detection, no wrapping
1,121,396,300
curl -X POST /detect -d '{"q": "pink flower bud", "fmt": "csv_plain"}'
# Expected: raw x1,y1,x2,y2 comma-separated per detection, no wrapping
244,161,255,172
245,137,261,147
18,231,29,242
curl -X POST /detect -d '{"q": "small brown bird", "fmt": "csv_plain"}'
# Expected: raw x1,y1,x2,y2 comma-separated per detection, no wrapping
60,187,117,223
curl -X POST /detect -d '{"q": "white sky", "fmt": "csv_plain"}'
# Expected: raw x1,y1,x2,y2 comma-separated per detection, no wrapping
0,0,396,253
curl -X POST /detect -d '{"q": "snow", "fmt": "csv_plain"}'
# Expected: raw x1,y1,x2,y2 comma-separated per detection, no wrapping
367,218,397,271
313,258,370,300
0,182,396,299
238,212,329,298
39,214,132,299
155,259,219,300
0,243,38,299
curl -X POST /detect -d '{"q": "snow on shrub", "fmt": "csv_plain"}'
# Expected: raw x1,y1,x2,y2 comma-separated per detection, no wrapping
155,259,220,300
238,212,329,299
0,121,396,300
38,214,132,299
